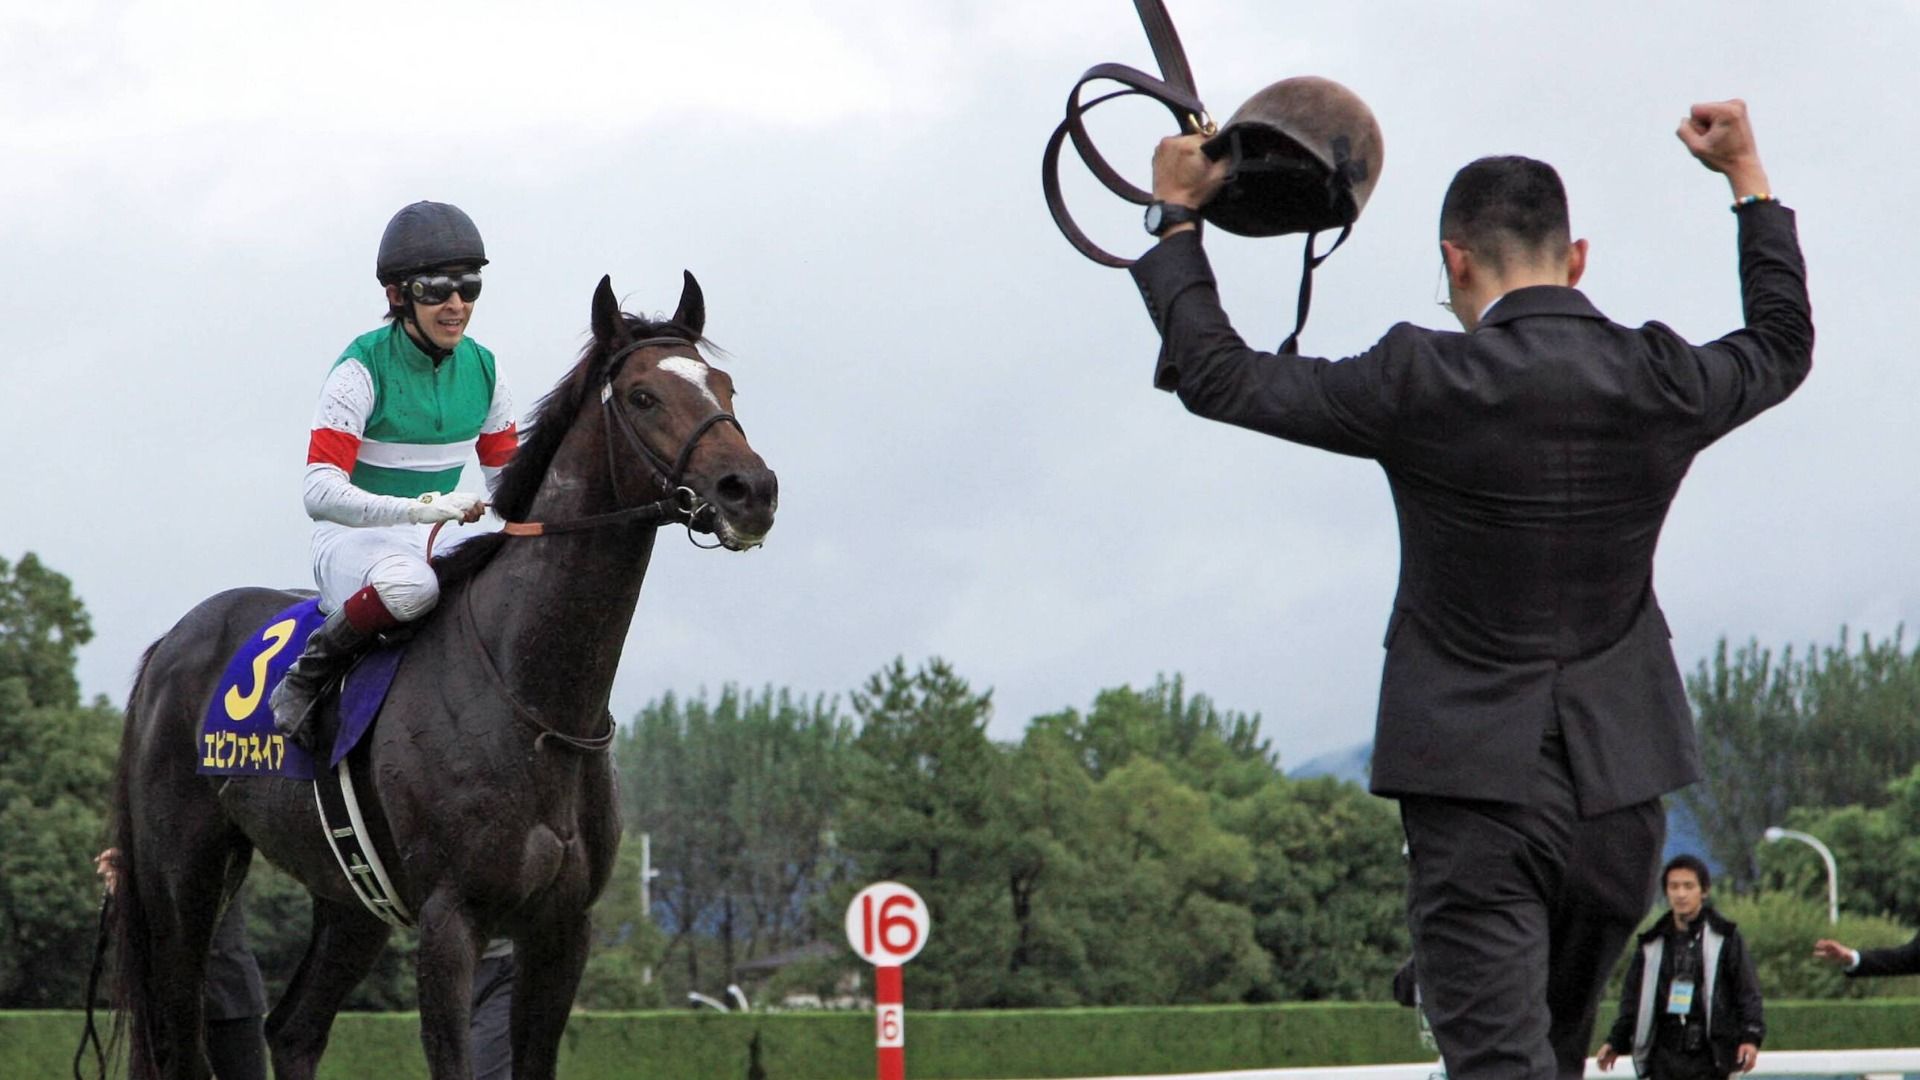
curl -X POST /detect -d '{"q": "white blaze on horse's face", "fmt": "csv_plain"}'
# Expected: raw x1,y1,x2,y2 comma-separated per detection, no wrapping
657,355,721,411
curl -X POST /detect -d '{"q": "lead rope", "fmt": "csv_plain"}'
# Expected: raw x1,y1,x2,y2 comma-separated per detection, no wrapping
71,894,110,1080
460,584,615,754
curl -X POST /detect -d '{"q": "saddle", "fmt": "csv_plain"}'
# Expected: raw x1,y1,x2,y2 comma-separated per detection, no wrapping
199,596,414,926
198,596,403,780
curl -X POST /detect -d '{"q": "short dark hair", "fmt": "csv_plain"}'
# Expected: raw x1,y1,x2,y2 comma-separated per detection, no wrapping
1439,156,1570,270
1663,854,1712,893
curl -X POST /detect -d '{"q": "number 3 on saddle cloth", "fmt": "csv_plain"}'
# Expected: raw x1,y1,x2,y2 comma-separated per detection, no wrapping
198,597,403,780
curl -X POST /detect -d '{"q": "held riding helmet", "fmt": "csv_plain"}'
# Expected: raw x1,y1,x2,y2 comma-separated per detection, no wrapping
1199,76,1383,354
1201,76,1383,238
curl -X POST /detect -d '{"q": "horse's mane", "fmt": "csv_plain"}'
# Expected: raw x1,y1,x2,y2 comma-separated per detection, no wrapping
432,313,707,591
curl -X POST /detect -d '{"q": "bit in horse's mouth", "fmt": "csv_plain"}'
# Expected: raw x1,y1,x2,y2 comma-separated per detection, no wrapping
687,499,766,552
717,522,765,552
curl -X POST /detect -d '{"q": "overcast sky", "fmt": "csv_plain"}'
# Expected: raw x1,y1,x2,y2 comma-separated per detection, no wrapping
5,1,1916,767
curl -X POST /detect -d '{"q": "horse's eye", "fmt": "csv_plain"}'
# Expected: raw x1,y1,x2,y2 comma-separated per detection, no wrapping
627,389,657,410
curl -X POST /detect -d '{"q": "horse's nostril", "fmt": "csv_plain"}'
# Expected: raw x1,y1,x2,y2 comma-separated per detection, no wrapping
717,474,750,505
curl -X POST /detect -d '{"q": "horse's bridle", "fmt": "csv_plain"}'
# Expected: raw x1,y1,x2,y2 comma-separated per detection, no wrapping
453,335,745,756
499,335,743,546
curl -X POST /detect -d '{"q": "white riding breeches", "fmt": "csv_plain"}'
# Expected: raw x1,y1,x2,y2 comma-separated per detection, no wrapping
310,521,484,621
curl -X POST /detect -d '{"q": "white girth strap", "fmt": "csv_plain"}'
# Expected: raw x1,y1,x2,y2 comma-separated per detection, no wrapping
314,763,415,929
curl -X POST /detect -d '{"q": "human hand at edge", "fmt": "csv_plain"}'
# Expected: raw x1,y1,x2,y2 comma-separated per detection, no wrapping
1676,99,1770,199
1736,1042,1759,1072
94,848,121,894
1812,938,1856,966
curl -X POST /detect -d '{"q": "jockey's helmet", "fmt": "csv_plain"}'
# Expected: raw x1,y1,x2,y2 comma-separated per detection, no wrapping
377,201,489,284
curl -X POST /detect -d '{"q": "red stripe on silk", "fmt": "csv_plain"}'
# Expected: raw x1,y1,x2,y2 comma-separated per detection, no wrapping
307,428,361,471
476,425,519,468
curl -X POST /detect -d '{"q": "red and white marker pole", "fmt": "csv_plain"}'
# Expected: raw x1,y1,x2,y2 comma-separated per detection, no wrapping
875,963,905,1080
846,882,929,1080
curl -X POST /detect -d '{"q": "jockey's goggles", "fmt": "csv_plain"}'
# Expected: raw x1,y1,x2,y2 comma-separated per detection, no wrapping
405,271,483,305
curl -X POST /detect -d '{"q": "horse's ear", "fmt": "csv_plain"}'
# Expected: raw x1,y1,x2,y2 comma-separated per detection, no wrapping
671,270,704,337
591,275,622,346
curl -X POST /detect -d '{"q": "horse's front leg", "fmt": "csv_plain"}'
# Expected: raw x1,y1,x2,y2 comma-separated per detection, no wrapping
510,913,593,1080
413,889,481,1080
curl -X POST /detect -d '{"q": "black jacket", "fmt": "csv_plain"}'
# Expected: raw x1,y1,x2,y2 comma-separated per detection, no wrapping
1129,203,1813,814
1605,905,1765,1075
1850,931,1920,977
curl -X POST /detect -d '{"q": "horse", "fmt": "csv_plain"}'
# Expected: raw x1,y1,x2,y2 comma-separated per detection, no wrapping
104,272,778,1080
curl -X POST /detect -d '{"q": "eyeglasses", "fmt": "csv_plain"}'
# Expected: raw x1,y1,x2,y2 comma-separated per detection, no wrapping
1434,261,1454,314
405,271,483,305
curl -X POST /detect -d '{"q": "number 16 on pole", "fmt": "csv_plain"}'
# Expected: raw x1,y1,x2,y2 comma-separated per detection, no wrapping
845,882,930,1080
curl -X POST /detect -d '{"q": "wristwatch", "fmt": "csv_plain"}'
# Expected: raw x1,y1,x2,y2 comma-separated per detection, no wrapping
1144,201,1201,237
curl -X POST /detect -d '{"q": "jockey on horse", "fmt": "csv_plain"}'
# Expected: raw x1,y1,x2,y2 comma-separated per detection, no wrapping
270,201,518,750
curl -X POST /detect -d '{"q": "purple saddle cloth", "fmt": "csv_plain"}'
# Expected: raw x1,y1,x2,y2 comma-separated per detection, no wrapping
197,597,403,779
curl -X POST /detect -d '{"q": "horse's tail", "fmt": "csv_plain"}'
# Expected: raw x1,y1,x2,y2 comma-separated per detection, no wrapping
100,639,165,1080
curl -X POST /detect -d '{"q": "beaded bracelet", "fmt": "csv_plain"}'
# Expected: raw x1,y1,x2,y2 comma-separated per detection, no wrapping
1731,193,1778,211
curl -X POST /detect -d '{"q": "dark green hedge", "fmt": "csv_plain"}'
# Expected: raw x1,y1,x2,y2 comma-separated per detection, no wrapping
9,1001,1920,1079
1735,999,1920,1049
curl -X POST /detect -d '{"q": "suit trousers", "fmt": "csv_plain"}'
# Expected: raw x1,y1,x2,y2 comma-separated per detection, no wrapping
1402,729,1664,1080
470,948,517,1080
202,897,268,1080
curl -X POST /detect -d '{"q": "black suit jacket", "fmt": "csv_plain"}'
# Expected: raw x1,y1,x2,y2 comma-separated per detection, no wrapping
1130,203,1812,814
1852,932,1920,978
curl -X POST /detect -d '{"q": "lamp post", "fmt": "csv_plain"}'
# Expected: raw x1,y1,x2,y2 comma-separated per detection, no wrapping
640,832,662,984
1763,826,1838,924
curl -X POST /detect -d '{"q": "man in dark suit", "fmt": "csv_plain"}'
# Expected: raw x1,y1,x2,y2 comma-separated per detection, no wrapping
1130,100,1811,1079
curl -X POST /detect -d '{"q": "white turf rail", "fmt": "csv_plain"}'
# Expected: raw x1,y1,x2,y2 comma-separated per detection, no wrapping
1012,1048,1920,1079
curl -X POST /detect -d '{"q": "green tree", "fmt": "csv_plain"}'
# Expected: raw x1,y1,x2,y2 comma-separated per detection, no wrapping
1680,628,1920,890
576,834,669,1009
1047,675,1275,787
619,684,850,1004
1230,775,1407,1001
0,552,93,711
0,553,120,1007
1679,637,1805,888
997,678,1404,1006
837,657,1009,1008
1074,757,1267,1004
1760,765,1920,927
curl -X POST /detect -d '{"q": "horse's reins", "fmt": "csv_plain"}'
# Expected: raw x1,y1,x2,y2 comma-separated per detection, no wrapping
447,335,740,754
1041,0,1213,270
1042,0,1351,353
460,583,617,754
71,893,111,1080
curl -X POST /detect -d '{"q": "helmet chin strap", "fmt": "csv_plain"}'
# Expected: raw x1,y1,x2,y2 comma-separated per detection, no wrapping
400,301,454,362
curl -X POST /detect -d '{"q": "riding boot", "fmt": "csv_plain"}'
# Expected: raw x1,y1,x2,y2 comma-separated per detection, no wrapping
269,607,376,753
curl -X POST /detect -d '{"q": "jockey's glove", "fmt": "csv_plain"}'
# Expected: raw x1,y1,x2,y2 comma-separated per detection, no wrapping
410,491,486,524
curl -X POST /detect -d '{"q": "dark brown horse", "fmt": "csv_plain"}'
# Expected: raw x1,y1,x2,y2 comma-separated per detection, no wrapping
106,273,777,1079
